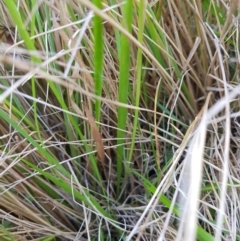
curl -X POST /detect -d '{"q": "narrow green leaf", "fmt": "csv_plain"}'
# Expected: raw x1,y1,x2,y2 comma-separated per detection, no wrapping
116,0,133,196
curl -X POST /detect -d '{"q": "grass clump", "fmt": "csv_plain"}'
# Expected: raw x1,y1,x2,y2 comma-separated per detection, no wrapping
0,0,239,240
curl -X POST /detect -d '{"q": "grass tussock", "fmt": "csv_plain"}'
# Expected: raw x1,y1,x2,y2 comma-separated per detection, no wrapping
0,0,239,240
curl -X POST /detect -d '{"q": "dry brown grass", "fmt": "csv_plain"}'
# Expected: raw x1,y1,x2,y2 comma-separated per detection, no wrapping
0,0,239,240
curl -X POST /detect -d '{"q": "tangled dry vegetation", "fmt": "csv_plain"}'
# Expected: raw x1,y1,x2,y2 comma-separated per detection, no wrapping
0,0,239,240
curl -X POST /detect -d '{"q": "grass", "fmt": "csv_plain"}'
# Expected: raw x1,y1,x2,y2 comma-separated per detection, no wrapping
0,0,239,240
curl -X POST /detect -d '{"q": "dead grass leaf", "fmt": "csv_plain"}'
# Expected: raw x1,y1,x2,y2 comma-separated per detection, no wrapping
83,103,105,164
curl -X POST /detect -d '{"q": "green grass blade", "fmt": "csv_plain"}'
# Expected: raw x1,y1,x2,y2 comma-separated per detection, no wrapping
129,0,146,162
3,0,42,146
116,0,133,196
141,173,214,241
93,0,104,124
0,108,70,177
24,160,111,219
